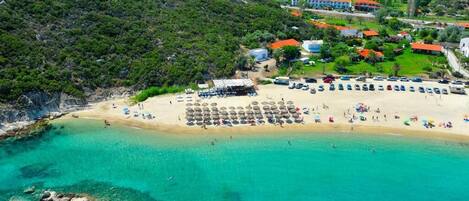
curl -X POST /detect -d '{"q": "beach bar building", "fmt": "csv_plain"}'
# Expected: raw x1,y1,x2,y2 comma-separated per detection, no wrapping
249,48,269,61
212,79,255,96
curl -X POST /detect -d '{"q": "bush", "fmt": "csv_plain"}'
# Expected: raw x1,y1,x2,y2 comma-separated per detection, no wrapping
423,66,433,72
452,71,464,78
133,86,184,102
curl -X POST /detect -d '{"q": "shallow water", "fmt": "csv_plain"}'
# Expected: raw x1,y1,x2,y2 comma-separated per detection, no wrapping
1,119,469,201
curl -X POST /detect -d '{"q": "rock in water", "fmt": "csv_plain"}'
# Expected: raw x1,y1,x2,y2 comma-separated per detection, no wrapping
23,186,35,194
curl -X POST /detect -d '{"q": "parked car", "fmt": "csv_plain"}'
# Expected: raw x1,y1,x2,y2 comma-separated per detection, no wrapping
355,84,361,91
373,76,384,81
400,77,410,82
305,77,317,83
442,88,448,95
451,80,463,85
369,84,375,91
295,83,303,89
310,88,316,94
434,88,440,94
394,85,400,91
400,85,405,91
418,87,425,93
387,77,398,81
362,84,368,91
356,76,367,82
329,84,335,91
411,77,423,82
338,83,344,90
323,75,335,83
347,84,352,90
378,85,384,91
438,79,450,84
340,75,351,81
318,85,324,91
426,88,433,93
302,84,309,91
302,107,309,115
409,86,415,92
288,83,295,89
387,85,392,90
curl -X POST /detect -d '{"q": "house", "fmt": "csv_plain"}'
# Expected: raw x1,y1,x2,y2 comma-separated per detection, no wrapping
361,30,379,39
310,20,359,37
358,49,384,60
411,43,442,54
270,39,300,49
460,38,469,57
302,40,323,53
455,22,469,30
307,0,352,10
291,0,352,10
354,0,381,12
397,31,412,41
249,48,269,62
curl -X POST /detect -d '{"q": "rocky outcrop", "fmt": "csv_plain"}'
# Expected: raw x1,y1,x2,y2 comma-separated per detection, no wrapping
0,87,134,135
40,190,92,201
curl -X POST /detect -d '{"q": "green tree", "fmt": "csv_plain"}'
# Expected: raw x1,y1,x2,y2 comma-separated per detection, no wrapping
282,46,301,61
334,56,350,74
273,49,283,67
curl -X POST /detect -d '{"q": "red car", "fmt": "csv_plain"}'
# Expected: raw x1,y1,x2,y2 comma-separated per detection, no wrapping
387,85,392,90
322,75,335,83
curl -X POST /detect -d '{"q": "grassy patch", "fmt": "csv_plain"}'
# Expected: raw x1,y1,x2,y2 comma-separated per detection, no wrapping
289,49,447,76
323,17,396,34
132,86,185,102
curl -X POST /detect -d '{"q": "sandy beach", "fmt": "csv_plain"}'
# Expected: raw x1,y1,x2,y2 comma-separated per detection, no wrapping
65,81,469,139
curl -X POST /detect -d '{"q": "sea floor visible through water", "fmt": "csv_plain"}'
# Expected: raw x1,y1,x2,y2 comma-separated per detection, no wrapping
1,119,469,201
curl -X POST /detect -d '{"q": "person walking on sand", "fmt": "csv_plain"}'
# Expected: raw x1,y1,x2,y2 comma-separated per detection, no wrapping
170,101,172,104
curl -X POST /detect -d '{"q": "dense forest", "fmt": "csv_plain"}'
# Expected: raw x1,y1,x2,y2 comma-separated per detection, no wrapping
0,0,312,102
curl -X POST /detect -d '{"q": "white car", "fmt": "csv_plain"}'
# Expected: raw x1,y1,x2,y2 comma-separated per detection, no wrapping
302,107,309,114
373,76,384,81
302,84,309,91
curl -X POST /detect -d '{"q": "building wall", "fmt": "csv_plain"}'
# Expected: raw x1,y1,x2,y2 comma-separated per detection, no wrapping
460,38,469,57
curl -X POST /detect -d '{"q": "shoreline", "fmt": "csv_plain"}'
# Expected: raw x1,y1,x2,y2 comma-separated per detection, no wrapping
58,114,469,142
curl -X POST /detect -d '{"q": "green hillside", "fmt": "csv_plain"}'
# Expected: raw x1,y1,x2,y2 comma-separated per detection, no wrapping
0,0,312,102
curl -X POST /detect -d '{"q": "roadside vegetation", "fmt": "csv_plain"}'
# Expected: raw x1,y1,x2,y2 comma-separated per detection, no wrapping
132,86,185,103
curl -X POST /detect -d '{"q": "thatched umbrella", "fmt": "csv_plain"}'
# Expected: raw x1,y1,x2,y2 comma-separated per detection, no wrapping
239,115,247,119
283,113,291,118
245,105,252,110
195,107,202,112
195,116,203,121
271,105,278,110
246,110,254,115
247,115,255,120
281,109,288,114
211,111,219,115
252,101,259,105
263,105,270,110
261,101,268,105
272,110,280,114
289,109,296,113
232,120,240,125
255,114,263,119
186,107,194,111
287,101,294,104
279,105,286,110
254,110,262,115
274,114,282,119
194,102,201,106
194,111,202,116
186,116,194,121
202,103,209,106
269,101,276,105
277,101,284,105
186,103,193,107
230,115,238,120
287,104,295,109
229,111,237,115
238,111,245,115
253,106,260,110
221,111,229,115
229,106,236,110
292,113,300,118
203,107,210,113
220,106,227,110
211,103,217,106
237,106,244,110
211,107,218,111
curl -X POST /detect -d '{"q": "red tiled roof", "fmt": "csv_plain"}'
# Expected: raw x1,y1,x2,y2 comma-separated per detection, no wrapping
355,0,380,5
456,22,469,28
271,39,300,49
362,30,379,37
411,43,442,52
291,10,301,17
310,20,354,31
358,49,384,58
399,31,409,35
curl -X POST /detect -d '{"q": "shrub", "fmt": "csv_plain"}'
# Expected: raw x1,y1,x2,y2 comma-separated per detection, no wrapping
133,86,184,102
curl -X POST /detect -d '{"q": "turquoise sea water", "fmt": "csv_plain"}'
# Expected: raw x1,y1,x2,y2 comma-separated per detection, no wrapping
1,119,469,201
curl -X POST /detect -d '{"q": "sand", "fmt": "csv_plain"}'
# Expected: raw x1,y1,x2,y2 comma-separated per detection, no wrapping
65,81,469,140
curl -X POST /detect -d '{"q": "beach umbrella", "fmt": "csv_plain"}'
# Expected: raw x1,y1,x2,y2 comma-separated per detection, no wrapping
237,106,244,110
202,103,209,106
232,120,240,125
194,103,201,106
252,101,259,105
246,110,254,115
186,107,194,111
211,103,217,106
263,105,270,110
245,105,252,110
230,111,237,115
269,101,276,105
253,106,260,111
277,101,284,105
271,105,278,110
220,106,227,110
279,105,286,110
287,101,294,104
211,111,219,115
186,103,193,106
254,110,262,114
195,116,203,121
230,115,238,120
238,111,245,115
261,101,268,105
229,106,236,110
292,113,300,118
212,115,220,120
256,115,263,119
195,107,202,112
203,107,210,112
283,113,291,118
289,109,296,113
